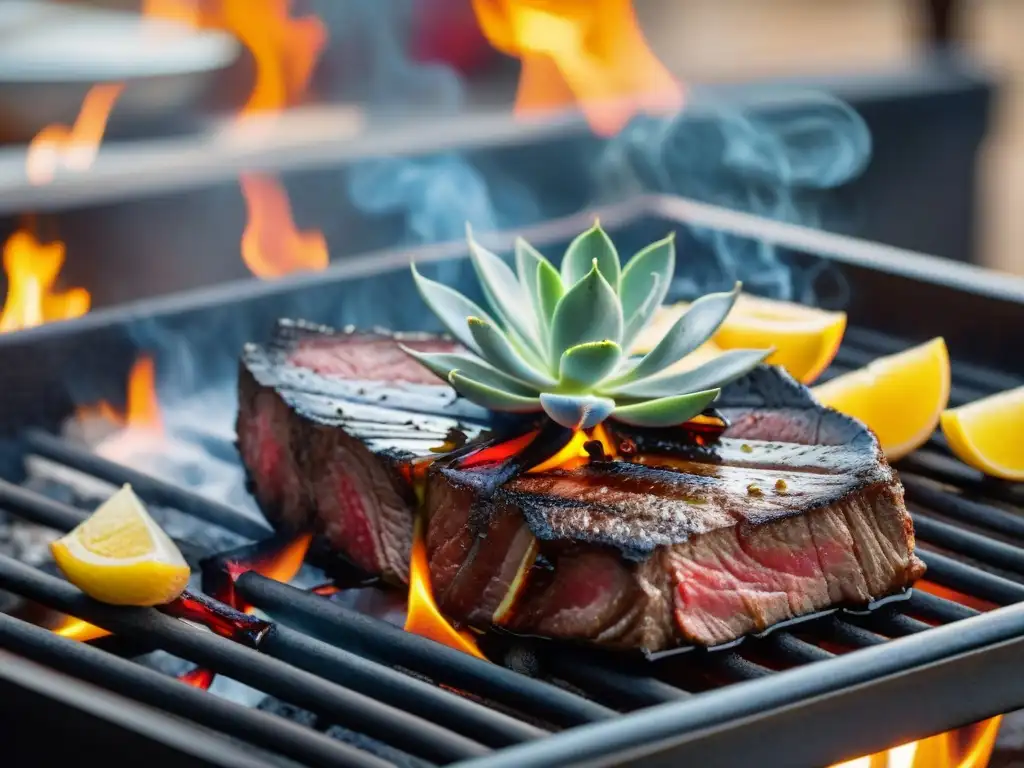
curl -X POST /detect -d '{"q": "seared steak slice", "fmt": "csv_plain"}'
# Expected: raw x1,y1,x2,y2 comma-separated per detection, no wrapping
237,319,490,582
424,367,925,649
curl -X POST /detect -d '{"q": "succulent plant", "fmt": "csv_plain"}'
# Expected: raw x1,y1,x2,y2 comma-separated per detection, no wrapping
403,221,773,431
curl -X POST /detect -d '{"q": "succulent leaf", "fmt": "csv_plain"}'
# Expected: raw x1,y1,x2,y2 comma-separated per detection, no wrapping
467,317,557,389
448,371,543,413
549,262,623,369
540,393,616,430
619,233,675,323
613,283,741,385
536,260,564,335
398,347,538,396
605,349,771,399
467,227,542,354
559,341,623,391
612,389,721,428
411,264,492,354
561,221,621,288
621,272,663,351
407,226,772,432
515,238,554,330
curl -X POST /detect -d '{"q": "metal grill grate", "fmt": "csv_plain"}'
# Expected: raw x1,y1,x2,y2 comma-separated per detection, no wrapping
0,326,1021,768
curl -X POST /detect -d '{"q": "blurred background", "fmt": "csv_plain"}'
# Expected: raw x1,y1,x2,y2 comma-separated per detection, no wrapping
0,0,1020,327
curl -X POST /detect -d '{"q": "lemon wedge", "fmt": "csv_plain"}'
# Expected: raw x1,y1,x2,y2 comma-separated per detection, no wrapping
941,387,1024,481
812,337,950,461
51,484,190,606
713,294,847,384
637,295,846,384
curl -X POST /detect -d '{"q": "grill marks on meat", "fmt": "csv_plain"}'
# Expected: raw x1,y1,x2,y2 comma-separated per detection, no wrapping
424,366,925,650
238,324,925,651
237,320,489,582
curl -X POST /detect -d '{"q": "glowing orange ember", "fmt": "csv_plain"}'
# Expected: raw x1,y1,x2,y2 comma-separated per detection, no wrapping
26,84,124,186
178,665,215,690
0,230,90,333
223,532,312,613
471,0,683,136
529,424,617,473
405,518,487,659
239,173,329,279
52,616,110,643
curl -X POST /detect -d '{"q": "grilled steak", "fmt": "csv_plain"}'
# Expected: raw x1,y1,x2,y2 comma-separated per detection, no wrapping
237,322,924,650
424,368,925,649
236,319,489,582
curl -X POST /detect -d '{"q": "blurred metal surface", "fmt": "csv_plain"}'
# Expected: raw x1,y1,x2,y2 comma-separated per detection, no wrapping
0,0,239,142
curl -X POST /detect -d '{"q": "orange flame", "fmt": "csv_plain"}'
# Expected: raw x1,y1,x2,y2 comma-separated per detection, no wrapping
405,517,487,659
529,423,617,473
178,666,215,690
831,718,1001,768
143,0,326,115
471,0,683,136
223,532,312,613
239,173,329,278
78,356,163,432
144,1,329,280
52,616,110,643
0,230,90,333
26,84,124,186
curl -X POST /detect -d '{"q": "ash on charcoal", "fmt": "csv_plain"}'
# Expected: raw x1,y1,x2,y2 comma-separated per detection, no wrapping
135,650,267,707
257,697,427,767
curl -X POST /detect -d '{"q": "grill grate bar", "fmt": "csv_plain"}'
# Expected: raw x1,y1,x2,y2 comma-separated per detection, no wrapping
762,632,835,663
919,549,1024,605
706,653,773,681
233,572,617,727
909,591,980,623
23,429,272,541
0,478,87,531
902,473,1024,539
0,612,384,768
855,611,932,638
538,647,689,709
897,451,1024,506
261,624,546,747
0,554,488,764
0,480,546,750
911,511,1024,575
825,619,888,648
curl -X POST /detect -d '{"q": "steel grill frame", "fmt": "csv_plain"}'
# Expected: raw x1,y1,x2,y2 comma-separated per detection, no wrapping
0,196,1023,767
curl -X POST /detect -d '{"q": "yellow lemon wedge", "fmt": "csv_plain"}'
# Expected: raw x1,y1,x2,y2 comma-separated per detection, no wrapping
636,295,846,384
812,337,950,461
50,484,190,606
713,294,846,384
940,387,1024,481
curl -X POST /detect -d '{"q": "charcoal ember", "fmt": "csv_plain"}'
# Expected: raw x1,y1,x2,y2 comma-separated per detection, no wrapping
256,697,427,767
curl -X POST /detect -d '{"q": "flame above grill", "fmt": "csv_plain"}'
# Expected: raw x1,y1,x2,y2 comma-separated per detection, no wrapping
25,84,124,186
0,230,90,333
471,0,683,136
145,0,330,281
405,517,487,660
